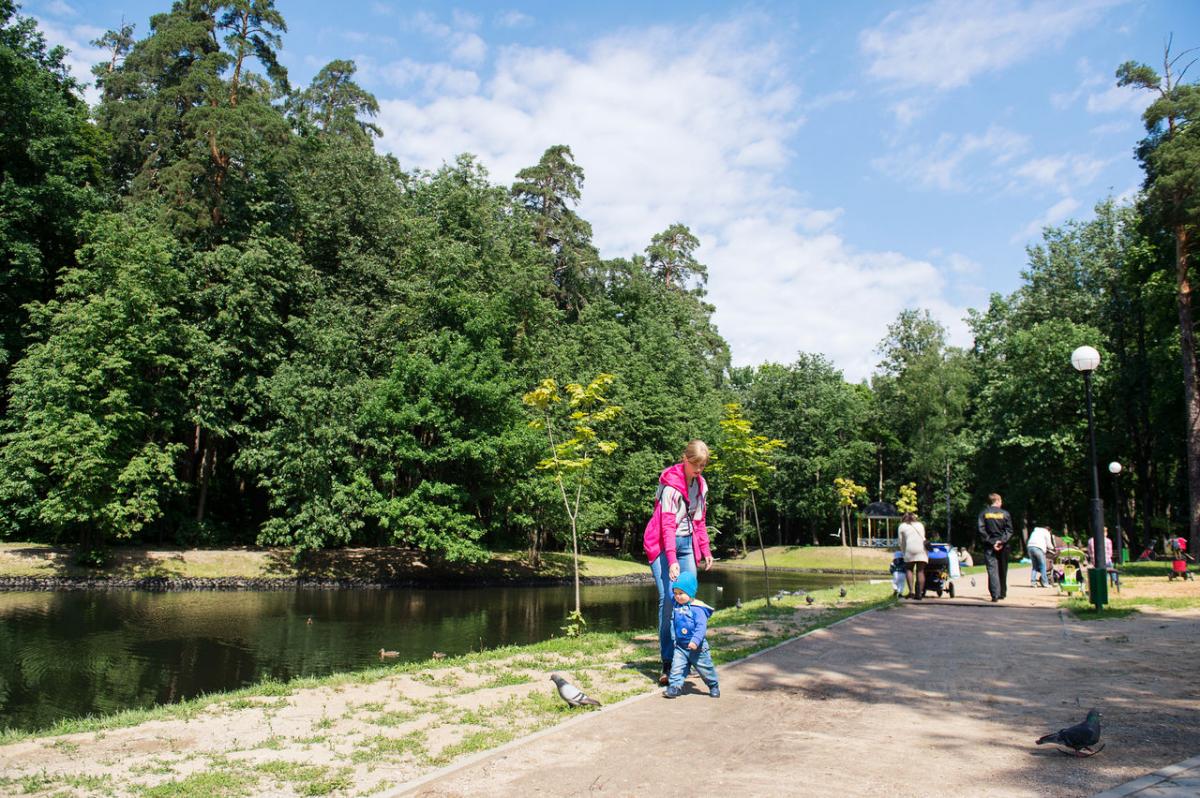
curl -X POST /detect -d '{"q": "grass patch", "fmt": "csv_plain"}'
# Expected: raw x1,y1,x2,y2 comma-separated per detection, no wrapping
365,708,419,727
430,729,516,765
138,770,255,798
719,546,894,573
1118,561,1196,578
350,731,429,764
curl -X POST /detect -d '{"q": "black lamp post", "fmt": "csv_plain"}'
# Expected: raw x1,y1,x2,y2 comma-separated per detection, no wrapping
1071,345,1107,609
1108,461,1124,565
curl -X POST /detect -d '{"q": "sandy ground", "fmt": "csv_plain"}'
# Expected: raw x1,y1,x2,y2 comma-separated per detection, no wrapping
406,568,1200,798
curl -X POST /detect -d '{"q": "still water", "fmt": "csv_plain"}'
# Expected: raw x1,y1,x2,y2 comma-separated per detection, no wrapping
0,568,846,733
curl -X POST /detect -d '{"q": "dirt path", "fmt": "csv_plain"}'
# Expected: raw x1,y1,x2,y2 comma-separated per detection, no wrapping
406,569,1200,798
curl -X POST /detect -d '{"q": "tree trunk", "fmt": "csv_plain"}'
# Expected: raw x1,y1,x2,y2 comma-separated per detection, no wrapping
1173,225,1200,558
751,492,770,605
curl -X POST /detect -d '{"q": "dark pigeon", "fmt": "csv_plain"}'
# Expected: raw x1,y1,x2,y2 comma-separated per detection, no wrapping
839,587,847,598
1036,709,1103,756
806,595,815,605
550,674,601,708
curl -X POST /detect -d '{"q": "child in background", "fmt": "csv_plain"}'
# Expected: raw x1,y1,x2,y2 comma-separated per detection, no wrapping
664,571,720,699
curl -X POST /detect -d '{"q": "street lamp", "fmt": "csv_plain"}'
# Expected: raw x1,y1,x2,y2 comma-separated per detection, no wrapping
1108,462,1124,565
1071,345,1107,609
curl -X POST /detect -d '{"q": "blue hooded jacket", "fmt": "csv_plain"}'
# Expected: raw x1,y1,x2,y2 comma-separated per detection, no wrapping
670,571,713,648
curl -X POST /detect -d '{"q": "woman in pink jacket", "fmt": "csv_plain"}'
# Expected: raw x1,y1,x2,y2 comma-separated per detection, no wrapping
643,440,714,685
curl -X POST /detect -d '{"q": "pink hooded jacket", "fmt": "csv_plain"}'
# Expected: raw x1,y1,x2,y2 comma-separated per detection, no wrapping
643,462,711,565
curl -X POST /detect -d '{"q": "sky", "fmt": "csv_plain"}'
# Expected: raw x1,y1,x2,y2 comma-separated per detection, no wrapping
26,0,1200,380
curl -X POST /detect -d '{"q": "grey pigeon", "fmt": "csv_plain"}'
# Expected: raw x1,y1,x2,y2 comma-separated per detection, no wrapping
735,597,743,609
550,674,601,708
1036,709,1103,756
970,577,977,587
839,587,847,598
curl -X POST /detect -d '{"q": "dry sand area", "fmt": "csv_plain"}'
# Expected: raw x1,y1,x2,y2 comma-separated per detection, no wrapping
410,571,1200,798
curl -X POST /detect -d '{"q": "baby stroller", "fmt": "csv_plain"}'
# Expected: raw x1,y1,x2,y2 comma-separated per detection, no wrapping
1168,536,1195,581
1054,547,1087,596
924,543,956,598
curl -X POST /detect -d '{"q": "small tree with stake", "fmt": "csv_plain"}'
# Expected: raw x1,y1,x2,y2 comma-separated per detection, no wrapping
522,374,621,634
710,403,785,605
834,477,868,583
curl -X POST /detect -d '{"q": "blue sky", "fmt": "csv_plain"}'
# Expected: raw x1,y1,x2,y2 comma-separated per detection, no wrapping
30,0,1200,379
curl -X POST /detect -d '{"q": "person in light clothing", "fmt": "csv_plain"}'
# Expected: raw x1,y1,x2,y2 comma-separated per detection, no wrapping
897,512,928,600
1027,524,1053,587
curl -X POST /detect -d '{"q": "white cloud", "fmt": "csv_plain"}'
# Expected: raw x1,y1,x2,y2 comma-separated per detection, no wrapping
410,11,487,65
1014,153,1108,194
861,0,1120,91
46,0,77,17
873,125,1030,191
374,21,966,378
31,16,109,106
1052,59,1149,115
1086,83,1149,114
452,10,482,31
1013,196,1081,242
496,10,533,28
450,32,487,65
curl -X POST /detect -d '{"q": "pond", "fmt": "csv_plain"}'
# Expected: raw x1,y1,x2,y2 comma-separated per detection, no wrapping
0,567,852,733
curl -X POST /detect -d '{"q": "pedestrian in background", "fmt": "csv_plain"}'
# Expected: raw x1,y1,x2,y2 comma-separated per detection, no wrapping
978,493,1013,602
897,512,928,600
1027,523,1053,588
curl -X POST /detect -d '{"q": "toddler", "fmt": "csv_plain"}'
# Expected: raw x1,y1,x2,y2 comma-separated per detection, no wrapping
664,571,720,698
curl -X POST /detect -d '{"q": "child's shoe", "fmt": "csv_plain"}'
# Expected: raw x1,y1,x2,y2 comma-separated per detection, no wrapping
663,686,681,698
709,686,721,698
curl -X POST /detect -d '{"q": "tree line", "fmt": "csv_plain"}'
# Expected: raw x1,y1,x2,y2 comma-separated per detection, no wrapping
0,1,1195,560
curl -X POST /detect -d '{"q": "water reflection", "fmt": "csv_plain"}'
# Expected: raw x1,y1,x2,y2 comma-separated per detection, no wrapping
0,567,846,732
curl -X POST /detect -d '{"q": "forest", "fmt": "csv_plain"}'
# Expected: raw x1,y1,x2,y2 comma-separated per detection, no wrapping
1,0,1196,560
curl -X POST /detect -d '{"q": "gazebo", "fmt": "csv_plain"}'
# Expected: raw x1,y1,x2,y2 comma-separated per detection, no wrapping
856,500,901,547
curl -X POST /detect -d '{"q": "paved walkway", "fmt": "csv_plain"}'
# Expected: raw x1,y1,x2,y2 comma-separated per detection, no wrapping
1095,756,1200,798
398,568,1200,798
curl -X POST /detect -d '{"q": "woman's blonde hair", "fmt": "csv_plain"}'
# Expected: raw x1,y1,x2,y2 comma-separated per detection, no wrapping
682,439,710,467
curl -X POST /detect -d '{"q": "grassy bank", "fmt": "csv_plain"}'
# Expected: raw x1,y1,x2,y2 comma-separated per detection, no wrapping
1062,571,1200,619
0,543,647,583
719,545,895,573
0,582,894,798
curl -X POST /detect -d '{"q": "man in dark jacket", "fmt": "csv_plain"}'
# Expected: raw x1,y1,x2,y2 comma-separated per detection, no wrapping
978,493,1013,601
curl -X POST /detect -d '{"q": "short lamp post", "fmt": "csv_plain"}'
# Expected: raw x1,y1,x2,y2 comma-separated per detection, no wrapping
1108,462,1124,565
1071,345,1107,609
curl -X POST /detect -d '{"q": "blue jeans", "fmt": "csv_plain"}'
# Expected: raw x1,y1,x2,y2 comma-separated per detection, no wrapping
650,536,696,666
669,640,718,690
1029,546,1048,586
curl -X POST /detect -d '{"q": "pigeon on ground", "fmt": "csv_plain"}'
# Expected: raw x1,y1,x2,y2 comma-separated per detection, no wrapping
550,675,601,708
431,651,447,660
735,597,743,609
806,595,815,605
970,577,977,587
1036,709,1103,756
839,587,847,598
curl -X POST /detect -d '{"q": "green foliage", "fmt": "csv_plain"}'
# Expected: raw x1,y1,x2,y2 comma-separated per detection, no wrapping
0,1,108,393
0,214,191,544
710,402,784,500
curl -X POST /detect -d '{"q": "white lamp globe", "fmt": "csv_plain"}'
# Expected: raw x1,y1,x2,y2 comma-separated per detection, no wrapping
1071,345,1101,372
1109,461,1122,475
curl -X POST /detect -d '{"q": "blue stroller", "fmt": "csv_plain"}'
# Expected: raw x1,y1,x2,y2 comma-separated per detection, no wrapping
894,544,959,598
